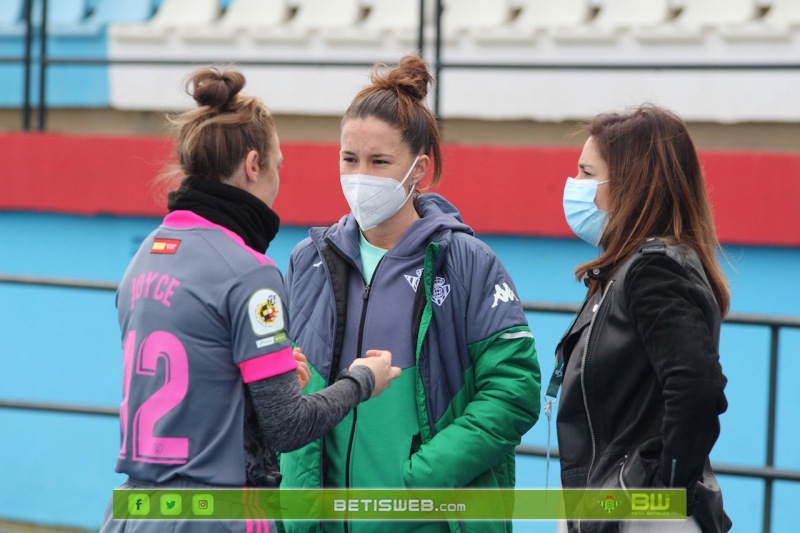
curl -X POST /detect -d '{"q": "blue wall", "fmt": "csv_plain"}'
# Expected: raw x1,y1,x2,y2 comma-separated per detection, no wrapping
0,212,798,531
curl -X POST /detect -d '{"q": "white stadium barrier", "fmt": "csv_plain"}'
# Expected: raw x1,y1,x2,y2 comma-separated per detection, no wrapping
106,0,800,123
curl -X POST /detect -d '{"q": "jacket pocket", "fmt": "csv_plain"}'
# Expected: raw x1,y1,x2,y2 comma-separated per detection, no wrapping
689,460,733,533
620,437,662,490
409,433,421,460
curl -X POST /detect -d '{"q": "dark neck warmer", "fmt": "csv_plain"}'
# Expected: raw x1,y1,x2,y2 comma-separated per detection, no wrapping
167,176,280,253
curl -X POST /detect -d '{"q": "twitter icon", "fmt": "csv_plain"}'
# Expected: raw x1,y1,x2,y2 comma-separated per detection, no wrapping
160,494,182,516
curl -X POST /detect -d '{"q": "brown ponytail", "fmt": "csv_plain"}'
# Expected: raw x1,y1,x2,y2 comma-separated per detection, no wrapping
343,55,442,188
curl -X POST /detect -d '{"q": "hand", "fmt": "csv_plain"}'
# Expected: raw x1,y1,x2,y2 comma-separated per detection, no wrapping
293,347,311,390
349,350,402,398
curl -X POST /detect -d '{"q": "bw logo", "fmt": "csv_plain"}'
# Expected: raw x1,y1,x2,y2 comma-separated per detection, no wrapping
631,493,671,511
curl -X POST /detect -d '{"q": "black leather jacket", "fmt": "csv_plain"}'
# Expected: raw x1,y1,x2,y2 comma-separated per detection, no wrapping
554,240,730,533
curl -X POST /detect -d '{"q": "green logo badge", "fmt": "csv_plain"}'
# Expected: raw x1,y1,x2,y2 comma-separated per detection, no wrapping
192,494,214,516
160,493,182,516
128,494,150,515
631,492,672,513
598,494,621,514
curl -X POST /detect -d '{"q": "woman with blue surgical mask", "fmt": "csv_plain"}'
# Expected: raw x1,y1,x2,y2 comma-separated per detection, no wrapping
552,105,732,533
562,135,610,247
279,55,541,533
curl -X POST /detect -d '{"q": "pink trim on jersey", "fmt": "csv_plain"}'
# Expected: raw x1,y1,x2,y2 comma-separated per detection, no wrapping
241,487,271,529
246,519,271,532
163,210,276,266
238,346,298,384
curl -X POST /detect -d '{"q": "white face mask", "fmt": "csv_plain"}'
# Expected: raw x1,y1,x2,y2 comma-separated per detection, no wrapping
340,156,420,231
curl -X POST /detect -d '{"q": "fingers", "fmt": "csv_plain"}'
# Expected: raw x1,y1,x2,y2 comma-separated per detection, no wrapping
297,362,310,378
361,350,400,380
293,347,308,363
293,347,310,389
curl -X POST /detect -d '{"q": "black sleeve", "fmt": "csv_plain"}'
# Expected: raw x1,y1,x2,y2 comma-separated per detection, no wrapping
624,254,728,488
245,366,375,453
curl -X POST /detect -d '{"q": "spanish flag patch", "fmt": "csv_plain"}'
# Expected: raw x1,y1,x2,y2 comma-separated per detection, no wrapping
151,238,181,254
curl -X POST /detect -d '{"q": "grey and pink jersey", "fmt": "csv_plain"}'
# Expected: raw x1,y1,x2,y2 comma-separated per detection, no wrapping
114,210,296,486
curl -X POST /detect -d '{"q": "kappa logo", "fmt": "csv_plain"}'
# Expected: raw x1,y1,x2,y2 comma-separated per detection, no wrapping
491,282,518,308
405,269,451,306
404,269,423,292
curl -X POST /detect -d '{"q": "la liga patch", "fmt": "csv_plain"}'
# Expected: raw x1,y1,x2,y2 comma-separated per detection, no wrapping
248,288,285,336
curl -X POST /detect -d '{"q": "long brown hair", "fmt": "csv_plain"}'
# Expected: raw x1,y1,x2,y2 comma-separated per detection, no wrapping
576,104,730,315
342,54,442,188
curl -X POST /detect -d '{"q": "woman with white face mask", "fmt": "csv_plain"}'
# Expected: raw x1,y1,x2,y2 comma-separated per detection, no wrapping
279,55,541,533
551,105,732,533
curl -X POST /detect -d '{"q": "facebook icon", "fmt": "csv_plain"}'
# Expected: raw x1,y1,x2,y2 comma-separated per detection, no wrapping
128,494,150,515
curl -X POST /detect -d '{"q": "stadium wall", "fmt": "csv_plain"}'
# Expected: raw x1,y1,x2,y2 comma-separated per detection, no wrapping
0,132,798,246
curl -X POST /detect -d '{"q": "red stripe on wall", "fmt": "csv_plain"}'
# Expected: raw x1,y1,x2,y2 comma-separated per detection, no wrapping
1,132,797,246
0,132,174,217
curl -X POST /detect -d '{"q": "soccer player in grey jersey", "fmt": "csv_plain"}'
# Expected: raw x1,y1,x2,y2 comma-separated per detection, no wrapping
101,67,400,533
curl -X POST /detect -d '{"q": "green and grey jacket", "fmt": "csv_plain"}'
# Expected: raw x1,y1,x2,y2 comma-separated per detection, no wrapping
278,194,540,533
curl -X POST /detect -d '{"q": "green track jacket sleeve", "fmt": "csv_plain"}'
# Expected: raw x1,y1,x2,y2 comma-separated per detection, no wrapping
403,236,542,489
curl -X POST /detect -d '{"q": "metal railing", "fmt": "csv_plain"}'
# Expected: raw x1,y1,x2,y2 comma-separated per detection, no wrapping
1,273,799,531
6,0,800,131
3,2,800,531
7,0,427,131
515,303,800,533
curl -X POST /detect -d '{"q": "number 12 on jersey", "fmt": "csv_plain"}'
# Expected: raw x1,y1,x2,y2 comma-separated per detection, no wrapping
118,330,190,464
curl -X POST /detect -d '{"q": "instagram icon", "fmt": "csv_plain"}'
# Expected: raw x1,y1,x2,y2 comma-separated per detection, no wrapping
192,494,214,516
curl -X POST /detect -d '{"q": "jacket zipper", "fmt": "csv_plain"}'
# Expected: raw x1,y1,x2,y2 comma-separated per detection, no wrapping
578,280,614,532
619,454,630,492
320,237,376,533
581,280,614,483
344,282,374,533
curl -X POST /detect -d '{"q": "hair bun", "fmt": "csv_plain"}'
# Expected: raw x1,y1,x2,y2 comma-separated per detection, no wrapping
376,55,432,102
187,67,246,110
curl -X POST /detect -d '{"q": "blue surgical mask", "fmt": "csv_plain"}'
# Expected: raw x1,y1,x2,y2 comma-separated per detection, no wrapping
563,177,608,247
